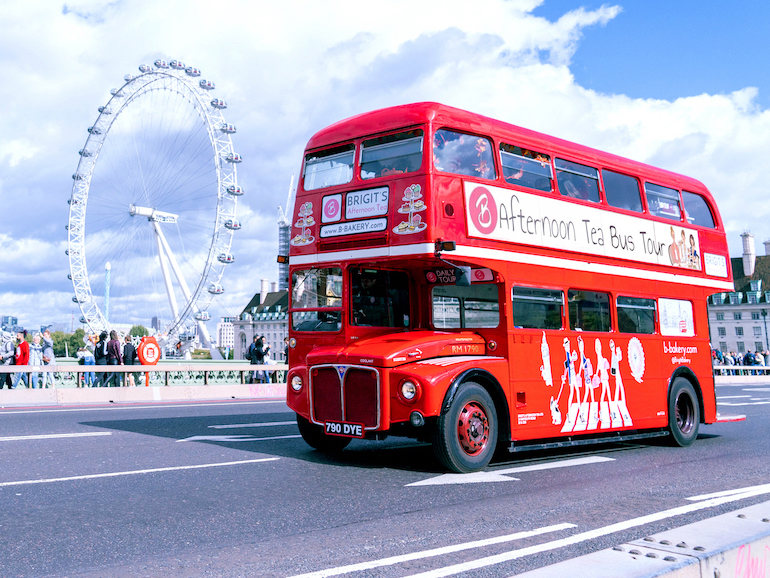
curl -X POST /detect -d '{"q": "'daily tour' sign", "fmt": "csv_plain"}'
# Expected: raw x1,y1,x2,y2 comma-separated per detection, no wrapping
465,182,712,273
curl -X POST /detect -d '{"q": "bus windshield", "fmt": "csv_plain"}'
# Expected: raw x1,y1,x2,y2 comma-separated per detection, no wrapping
350,268,410,328
291,268,342,332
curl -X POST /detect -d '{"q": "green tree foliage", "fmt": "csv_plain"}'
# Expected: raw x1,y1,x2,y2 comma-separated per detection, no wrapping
129,325,149,337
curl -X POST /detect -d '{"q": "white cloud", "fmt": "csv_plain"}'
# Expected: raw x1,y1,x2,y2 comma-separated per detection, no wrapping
0,0,767,331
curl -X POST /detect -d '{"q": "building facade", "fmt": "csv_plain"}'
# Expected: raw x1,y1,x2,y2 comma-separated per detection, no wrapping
708,232,770,355
234,280,289,361
217,316,236,349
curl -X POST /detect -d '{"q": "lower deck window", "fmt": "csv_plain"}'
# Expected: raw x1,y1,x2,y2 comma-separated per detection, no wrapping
568,290,610,332
432,284,499,329
617,296,656,334
512,287,563,329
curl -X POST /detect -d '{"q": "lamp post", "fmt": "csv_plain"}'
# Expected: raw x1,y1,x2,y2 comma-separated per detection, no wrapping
762,309,768,351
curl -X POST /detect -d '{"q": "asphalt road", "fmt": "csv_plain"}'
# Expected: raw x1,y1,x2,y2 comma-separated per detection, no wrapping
0,383,768,578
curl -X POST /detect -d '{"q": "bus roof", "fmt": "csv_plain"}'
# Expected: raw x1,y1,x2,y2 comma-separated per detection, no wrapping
305,101,710,195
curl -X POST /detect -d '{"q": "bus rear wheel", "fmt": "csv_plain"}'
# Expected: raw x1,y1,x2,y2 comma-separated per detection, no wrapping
433,383,498,473
296,414,352,453
668,377,700,447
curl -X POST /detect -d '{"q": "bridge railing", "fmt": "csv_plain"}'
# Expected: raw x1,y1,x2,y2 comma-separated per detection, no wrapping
0,362,287,388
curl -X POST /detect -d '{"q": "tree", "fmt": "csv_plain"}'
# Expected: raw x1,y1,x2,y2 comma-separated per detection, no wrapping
68,329,86,355
129,325,149,337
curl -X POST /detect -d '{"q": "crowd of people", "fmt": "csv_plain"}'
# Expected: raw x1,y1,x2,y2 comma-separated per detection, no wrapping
713,348,770,375
0,329,143,389
1,329,57,389
246,335,288,383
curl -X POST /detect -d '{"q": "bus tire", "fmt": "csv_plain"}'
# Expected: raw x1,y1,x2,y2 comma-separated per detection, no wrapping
433,383,498,473
296,414,351,452
668,377,700,447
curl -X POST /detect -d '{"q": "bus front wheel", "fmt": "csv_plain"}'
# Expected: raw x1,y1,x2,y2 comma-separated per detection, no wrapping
668,378,700,447
296,414,351,452
433,383,498,473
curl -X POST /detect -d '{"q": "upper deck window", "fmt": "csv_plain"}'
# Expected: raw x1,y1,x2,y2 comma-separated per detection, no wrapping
499,144,552,192
555,159,601,202
602,169,643,213
361,130,423,180
303,144,355,191
682,191,716,228
645,182,681,220
433,129,496,180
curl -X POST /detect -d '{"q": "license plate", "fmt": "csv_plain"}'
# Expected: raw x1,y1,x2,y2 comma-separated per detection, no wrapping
325,421,365,438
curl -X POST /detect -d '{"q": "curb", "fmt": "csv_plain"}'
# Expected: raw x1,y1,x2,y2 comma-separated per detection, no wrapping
516,500,770,577
0,383,286,406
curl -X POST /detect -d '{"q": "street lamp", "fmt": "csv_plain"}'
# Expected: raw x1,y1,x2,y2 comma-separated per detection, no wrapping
762,309,768,351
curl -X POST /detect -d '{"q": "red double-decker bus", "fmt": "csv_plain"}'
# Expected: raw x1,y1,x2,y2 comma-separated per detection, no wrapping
284,102,737,473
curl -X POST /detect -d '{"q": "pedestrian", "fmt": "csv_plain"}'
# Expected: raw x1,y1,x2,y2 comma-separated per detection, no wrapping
11,331,30,389
76,347,96,387
94,331,109,386
1,331,15,389
28,333,43,389
247,336,259,383
123,335,138,386
105,330,123,386
255,336,270,383
41,329,56,388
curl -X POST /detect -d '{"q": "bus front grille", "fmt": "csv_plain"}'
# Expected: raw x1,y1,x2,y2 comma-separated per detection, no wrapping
310,365,380,429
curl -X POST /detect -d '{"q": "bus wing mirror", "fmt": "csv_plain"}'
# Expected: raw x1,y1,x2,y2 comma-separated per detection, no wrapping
455,266,471,286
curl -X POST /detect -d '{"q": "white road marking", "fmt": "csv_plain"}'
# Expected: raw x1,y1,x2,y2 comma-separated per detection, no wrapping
718,401,770,406
287,523,576,578
0,458,279,488
0,432,112,442
717,395,752,399
176,434,302,443
208,421,297,429
686,482,770,501
0,400,286,414
400,484,770,578
407,456,615,486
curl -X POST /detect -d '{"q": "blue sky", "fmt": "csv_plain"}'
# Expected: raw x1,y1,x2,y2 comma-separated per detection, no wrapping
1,0,769,333
536,0,770,105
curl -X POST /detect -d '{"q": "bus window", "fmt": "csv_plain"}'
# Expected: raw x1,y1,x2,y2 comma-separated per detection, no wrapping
303,144,355,191
555,159,601,202
568,290,611,332
645,182,681,220
499,144,552,192
350,268,410,328
617,296,656,334
433,129,496,180
432,284,499,329
512,287,563,329
361,130,423,179
682,191,716,228
291,268,343,332
602,169,643,212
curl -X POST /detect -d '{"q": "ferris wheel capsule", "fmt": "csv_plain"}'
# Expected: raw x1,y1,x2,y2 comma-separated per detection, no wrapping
124,74,135,82
225,153,242,163
73,173,84,180
98,106,112,115
154,59,169,69
226,185,244,196
220,123,236,134
199,79,215,90
170,60,185,70
211,99,227,109
194,311,211,321
138,64,152,73
224,219,242,230
110,88,124,97
208,283,224,295
79,149,93,157
72,295,87,303
79,316,87,324
185,67,200,77
217,253,235,264
88,126,101,135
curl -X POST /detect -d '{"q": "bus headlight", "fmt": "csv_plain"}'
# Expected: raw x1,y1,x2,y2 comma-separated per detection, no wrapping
398,379,421,403
290,375,303,392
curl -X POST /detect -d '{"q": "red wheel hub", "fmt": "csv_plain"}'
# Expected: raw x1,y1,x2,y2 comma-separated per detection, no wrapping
456,401,490,456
